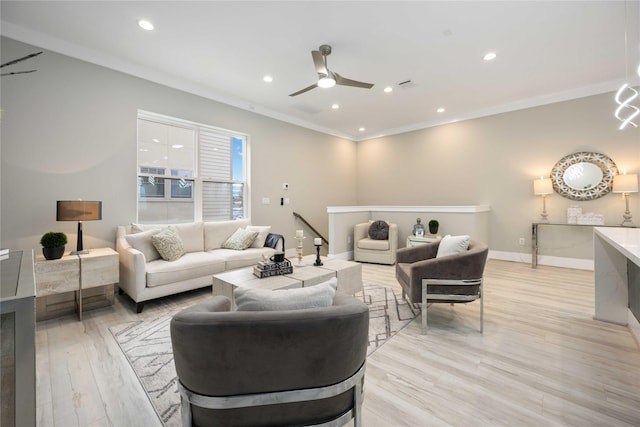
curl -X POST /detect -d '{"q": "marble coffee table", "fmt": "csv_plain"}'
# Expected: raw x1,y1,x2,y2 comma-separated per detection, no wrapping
212,256,362,309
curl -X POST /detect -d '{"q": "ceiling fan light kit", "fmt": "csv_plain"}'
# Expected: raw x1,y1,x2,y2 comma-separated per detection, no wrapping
289,44,374,96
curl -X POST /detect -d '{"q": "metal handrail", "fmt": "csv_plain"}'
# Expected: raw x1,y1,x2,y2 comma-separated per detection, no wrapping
292,212,329,244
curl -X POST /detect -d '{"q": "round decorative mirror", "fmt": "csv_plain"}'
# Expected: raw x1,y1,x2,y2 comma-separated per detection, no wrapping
550,152,618,201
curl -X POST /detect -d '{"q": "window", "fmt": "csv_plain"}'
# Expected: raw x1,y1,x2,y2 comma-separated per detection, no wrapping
137,112,248,224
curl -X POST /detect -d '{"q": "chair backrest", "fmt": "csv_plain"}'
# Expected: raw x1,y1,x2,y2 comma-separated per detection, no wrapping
170,293,369,426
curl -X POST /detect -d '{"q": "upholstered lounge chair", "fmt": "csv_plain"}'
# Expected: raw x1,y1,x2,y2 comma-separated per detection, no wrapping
395,239,488,334
353,221,398,265
170,293,369,427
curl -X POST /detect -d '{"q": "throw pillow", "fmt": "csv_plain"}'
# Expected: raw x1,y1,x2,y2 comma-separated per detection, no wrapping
221,227,259,250
246,225,271,248
235,277,338,311
125,228,161,262
151,227,186,261
368,220,390,240
436,235,470,258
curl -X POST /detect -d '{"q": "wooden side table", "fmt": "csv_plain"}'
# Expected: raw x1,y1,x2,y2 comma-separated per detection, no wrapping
406,234,442,247
35,247,118,320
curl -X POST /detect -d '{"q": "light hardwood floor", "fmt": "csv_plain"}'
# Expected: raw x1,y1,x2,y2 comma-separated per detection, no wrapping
35,260,640,426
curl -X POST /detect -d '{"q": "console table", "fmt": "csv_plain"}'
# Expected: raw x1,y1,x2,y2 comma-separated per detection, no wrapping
406,234,442,247
34,247,118,320
531,222,637,268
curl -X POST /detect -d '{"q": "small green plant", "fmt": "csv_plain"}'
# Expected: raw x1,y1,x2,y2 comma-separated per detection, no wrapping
40,232,67,248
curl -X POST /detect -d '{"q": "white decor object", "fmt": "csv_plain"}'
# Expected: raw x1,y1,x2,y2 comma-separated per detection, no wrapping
567,205,582,224
612,173,639,226
576,213,605,225
533,177,553,222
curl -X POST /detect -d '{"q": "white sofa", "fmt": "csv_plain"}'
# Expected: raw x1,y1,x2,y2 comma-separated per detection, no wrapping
116,219,280,313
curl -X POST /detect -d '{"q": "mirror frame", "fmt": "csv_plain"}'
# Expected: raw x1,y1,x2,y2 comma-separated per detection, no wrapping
550,152,618,201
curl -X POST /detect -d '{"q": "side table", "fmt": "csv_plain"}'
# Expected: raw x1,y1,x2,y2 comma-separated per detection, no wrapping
406,234,442,247
34,247,118,320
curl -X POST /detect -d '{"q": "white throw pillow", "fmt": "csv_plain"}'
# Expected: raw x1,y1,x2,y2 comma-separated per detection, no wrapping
151,227,186,261
125,228,161,262
221,227,259,250
246,225,271,248
436,235,470,258
235,277,338,311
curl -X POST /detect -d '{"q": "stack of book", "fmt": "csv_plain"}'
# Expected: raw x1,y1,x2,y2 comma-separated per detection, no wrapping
253,259,293,278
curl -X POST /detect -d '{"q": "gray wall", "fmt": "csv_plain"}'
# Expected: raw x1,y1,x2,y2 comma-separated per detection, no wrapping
356,94,640,261
2,36,639,263
1,37,357,254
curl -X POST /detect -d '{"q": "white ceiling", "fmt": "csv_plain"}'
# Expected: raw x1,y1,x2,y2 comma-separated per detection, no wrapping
2,1,639,140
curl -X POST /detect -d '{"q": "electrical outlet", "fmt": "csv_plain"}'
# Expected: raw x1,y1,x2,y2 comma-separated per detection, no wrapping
519,237,526,246
347,235,352,244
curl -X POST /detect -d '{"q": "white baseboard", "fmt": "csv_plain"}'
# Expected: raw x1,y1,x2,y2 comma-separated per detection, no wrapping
328,251,353,261
489,250,593,271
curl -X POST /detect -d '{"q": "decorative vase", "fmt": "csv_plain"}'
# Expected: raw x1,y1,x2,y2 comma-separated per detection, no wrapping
428,222,439,234
412,218,425,236
42,246,65,260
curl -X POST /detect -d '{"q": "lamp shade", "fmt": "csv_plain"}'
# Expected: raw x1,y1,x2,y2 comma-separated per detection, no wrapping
56,200,102,221
612,174,639,193
533,178,553,195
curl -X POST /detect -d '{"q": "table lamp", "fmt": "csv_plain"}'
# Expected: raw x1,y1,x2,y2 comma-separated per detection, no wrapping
612,173,638,226
533,177,553,223
56,200,102,254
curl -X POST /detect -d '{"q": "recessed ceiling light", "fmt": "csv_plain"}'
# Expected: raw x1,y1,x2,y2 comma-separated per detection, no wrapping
263,75,273,83
483,52,497,61
152,138,160,143
138,19,154,31
359,127,365,132
384,86,393,93
331,104,340,109
172,144,184,149
437,107,445,113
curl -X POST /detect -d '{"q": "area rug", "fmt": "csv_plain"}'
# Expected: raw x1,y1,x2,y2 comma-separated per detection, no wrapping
109,283,417,426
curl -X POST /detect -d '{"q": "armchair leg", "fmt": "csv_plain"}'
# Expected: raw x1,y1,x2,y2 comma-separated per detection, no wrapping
480,282,483,334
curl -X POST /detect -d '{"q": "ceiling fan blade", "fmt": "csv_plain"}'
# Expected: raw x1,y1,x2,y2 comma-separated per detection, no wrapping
312,50,328,78
289,83,318,97
335,73,374,89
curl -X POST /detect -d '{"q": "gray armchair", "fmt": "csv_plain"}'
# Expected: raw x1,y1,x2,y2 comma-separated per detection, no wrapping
395,239,488,334
170,293,369,427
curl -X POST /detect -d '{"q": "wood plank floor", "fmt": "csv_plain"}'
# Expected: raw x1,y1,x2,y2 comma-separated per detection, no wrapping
34,260,640,426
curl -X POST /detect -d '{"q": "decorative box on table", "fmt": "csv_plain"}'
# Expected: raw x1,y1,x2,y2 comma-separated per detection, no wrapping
253,259,293,278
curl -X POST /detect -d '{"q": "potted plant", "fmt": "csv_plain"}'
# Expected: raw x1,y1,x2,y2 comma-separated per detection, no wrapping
40,232,67,260
428,220,439,234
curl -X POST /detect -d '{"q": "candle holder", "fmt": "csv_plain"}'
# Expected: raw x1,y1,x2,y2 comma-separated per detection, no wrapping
294,236,306,266
313,243,323,266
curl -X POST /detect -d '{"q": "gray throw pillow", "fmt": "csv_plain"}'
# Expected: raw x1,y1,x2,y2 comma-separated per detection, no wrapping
151,227,186,261
221,227,259,250
235,277,338,311
368,220,389,240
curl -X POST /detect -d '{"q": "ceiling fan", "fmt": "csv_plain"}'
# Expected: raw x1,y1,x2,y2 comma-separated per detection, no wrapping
1,51,42,77
289,45,374,97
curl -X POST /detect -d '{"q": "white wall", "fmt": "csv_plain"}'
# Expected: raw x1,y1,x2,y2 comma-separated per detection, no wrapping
0,37,358,254
356,94,640,262
2,36,639,265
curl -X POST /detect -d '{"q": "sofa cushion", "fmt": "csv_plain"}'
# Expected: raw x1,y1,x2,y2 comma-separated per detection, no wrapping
221,228,259,250
357,238,390,251
172,222,204,253
368,220,389,240
235,277,338,311
125,228,161,262
152,227,186,261
246,225,271,248
204,219,251,250
146,252,227,288
215,247,276,270
436,234,470,258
